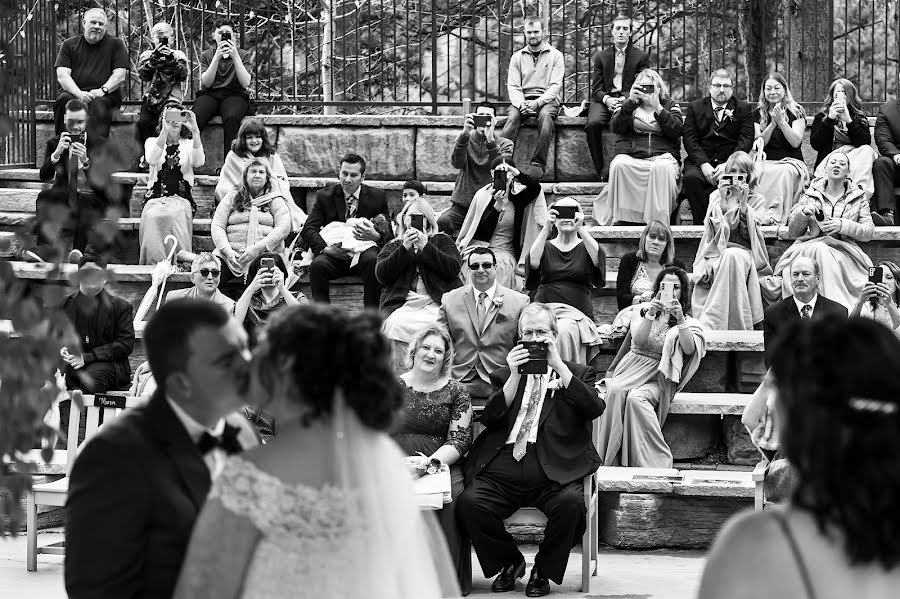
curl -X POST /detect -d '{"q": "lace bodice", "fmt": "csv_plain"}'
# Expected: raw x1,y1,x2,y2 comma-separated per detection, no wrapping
632,316,670,360
630,262,654,299
211,457,365,599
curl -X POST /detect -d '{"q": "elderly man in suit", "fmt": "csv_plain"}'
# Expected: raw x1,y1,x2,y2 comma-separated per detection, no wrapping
300,153,394,307
65,299,257,599
763,256,848,368
681,69,756,223
438,247,530,405
457,303,604,597
584,14,651,179
871,88,900,225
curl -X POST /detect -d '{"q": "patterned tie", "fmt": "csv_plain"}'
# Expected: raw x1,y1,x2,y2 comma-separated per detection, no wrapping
801,304,812,319
513,375,544,461
346,195,357,220
714,105,724,123
476,292,487,330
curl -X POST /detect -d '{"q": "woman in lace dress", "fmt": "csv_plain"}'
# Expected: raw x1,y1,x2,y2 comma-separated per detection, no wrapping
173,305,459,598
850,261,900,332
597,266,707,467
392,324,473,588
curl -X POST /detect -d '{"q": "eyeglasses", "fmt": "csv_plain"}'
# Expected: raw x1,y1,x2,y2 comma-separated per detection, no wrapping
469,262,495,271
521,328,552,338
711,83,733,89
195,268,221,278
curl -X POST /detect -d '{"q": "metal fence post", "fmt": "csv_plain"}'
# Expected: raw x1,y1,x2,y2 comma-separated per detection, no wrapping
431,0,438,115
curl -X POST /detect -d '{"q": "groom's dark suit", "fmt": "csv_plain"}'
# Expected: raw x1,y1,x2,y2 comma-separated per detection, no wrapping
65,391,215,599
459,361,604,585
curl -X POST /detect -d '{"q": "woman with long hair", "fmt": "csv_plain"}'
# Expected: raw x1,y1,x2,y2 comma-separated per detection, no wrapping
850,260,900,331
598,68,684,225
596,265,707,467
173,305,459,598
211,158,292,279
810,78,877,201
752,72,810,224
700,317,900,598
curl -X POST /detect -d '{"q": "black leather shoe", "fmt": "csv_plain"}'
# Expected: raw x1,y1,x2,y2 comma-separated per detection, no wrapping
525,567,550,597
490,559,526,592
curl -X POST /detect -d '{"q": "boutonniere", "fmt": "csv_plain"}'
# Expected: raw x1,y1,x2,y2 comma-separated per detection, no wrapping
547,378,564,392
490,296,504,310
722,108,734,121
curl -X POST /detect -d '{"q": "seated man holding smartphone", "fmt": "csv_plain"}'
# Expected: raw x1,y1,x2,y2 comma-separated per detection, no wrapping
458,303,604,597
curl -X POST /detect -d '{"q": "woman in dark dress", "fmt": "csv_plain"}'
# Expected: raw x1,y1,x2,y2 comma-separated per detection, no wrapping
392,324,473,588
526,196,605,363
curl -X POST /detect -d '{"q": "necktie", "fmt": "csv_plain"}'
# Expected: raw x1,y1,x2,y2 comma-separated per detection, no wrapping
513,375,544,461
67,151,79,207
476,291,487,330
714,105,724,123
801,304,812,319
197,424,242,455
346,195,357,220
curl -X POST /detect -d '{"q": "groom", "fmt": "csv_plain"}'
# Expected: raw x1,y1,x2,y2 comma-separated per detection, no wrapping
458,303,605,596
65,299,256,598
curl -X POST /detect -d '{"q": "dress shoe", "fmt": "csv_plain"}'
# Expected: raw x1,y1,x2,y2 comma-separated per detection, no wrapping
871,210,894,226
490,559,526,592
525,566,550,597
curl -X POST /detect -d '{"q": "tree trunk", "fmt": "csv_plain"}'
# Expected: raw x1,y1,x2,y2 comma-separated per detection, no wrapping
784,0,833,103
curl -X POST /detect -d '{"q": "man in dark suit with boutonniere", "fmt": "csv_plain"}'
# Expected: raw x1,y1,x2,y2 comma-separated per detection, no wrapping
65,299,259,599
763,257,848,368
681,68,756,223
458,303,605,597
300,153,394,308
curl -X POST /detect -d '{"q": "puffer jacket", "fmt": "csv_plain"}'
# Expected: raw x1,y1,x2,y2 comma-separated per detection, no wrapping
788,177,874,244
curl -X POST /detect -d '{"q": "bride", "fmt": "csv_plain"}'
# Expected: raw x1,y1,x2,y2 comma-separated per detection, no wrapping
173,305,460,598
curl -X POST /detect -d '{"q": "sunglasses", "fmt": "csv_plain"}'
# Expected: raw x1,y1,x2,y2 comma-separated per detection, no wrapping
195,268,221,278
469,262,495,271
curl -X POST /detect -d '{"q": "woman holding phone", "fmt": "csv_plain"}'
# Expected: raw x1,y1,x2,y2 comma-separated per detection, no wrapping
810,78,877,201
763,152,874,309
234,252,307,347
850,260,900,331
597,265,706,468
599,68,683,225
376,187,463,354
691,152,773,330
139,102,204,265
752,73,810,224
525,197,605,363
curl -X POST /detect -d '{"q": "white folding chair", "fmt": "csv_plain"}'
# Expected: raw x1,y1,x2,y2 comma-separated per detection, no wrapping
26,392,143,571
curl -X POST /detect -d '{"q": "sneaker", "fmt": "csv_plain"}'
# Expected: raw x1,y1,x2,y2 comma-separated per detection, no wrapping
871,210,894,226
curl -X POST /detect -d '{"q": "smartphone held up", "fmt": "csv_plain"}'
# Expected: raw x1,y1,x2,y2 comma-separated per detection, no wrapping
518,341,549,375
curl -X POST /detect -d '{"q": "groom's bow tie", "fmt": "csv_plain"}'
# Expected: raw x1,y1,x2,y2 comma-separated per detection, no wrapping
197,424,242,455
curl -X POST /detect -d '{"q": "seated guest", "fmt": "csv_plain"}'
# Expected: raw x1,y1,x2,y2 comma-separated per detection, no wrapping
600,68,684,226
850,260,900,331
53,7,128,139
871,89,900,225
140,103,204,265
752,73,810,224
458,303,604,597
166,253,236,313
764,153,874,309
35,99,123,260
526,197,606,363
59,253,134,393
706,150,779,225
214,118,305,230
136,22,188,154
377,189,462,347
235,253,307,347
438,102,514,236
500,17,564,178
691,157,772,330
584,14,651,179
392,325,473,588
597,266,706,468
699,318,900,599
300,153,393,308
438,247,530,405
604,220,684,340
456,157,547,290
194,19,253,157
211,159,291,280
810,78,877,200
681,69,756,224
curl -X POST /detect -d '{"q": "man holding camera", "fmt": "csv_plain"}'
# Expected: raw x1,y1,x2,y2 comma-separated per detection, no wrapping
457,303,604,597
438,102,514,237
584,14,651,180
35,99,123,260
681,69,756,223
53,8,128,140
135,22,189,155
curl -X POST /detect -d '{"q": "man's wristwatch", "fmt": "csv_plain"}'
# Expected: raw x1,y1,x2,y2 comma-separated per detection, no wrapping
100,86,109,96
425,458,441,475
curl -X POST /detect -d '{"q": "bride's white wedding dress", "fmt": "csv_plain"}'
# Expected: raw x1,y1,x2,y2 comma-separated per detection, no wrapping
173,397,459,599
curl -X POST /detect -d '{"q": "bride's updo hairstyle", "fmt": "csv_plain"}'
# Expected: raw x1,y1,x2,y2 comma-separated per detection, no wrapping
257,304,402,430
